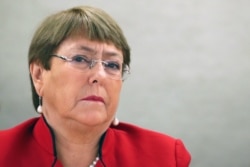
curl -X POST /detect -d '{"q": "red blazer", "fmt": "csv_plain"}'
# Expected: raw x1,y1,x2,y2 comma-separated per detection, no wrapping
0,117,191,167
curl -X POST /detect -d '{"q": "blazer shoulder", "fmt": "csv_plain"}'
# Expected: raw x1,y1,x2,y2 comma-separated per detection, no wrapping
109,122,191,166
111,122,177,146
0,117,39,144
175,139,192,167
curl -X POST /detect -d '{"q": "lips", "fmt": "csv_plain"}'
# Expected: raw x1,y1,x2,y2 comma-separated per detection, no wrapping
82,95,104,103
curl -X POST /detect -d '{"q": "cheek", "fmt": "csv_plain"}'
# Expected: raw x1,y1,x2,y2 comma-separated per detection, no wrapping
107,81,122,110
42,69,85,110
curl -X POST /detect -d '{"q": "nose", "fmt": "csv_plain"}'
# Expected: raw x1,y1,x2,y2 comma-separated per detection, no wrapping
87,60,107,83
89,60,102,69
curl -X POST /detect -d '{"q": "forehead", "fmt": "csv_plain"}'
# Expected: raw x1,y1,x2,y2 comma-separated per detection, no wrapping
57,37,123,59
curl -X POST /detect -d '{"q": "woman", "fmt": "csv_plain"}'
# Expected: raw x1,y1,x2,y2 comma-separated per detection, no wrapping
0,6,191,167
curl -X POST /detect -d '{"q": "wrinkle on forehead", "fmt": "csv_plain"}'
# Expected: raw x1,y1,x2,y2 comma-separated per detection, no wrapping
66,38,123,60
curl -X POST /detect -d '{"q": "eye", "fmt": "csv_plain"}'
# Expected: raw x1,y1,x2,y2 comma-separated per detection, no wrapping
104,61,121,70
71,55,88,63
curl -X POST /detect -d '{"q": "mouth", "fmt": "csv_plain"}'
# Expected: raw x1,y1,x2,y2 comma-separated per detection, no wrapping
82,95,105,103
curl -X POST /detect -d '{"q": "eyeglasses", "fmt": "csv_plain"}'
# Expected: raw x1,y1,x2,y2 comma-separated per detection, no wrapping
52,54,130,80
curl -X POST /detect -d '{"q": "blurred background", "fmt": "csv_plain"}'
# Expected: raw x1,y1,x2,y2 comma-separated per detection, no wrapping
0,0,249,166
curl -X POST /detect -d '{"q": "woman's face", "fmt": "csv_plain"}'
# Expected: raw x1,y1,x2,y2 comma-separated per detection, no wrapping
33,37,123,128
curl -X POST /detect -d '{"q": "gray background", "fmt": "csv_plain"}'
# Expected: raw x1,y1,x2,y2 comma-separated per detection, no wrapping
0,0,249,166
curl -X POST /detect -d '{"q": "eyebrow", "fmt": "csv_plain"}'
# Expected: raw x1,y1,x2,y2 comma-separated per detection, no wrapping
78,45,95,53
103,51,122,57
77,45,122,58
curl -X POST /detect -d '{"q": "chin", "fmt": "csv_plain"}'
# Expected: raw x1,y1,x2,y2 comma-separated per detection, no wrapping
75,115,107,126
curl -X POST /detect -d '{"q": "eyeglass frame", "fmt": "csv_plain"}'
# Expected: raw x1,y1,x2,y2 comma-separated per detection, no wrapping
51,54,130,80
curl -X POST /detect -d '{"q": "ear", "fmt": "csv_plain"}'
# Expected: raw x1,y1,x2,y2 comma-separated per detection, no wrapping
29,62,44,96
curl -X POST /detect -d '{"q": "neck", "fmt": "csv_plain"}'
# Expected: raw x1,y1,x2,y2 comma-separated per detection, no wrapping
43,116,108,167
56,136,100,167
54,124,103,167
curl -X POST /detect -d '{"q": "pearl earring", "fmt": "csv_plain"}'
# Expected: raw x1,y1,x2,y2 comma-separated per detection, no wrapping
112,117,119,126
36,96,42,114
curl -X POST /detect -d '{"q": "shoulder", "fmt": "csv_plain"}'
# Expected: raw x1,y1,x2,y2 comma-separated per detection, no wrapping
0,117,39,147
0,117,40,151
0,117,58,166
106,122,191,166
111,122,176,144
